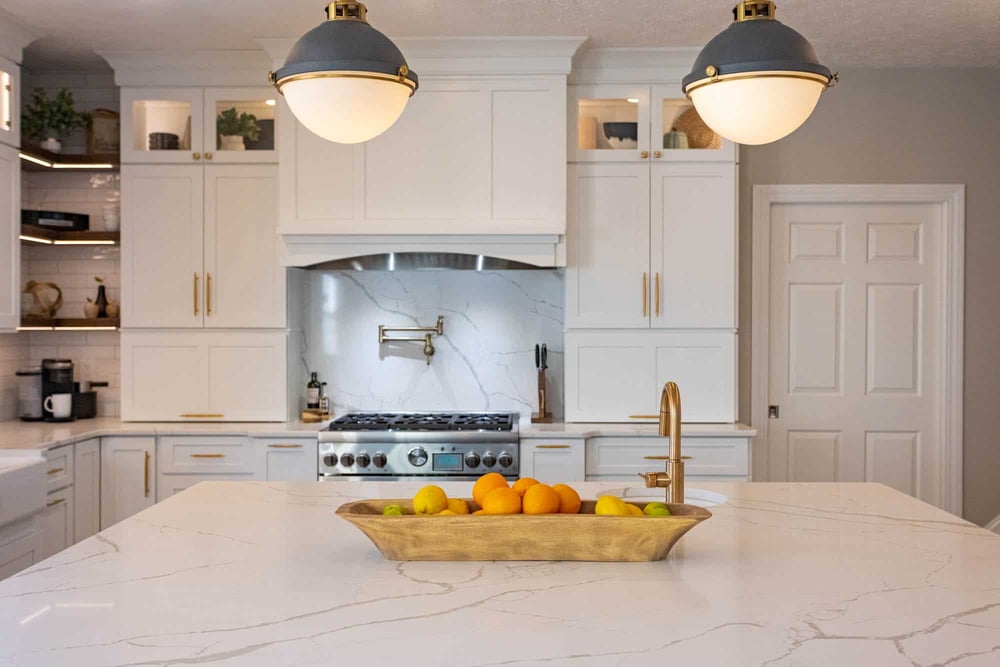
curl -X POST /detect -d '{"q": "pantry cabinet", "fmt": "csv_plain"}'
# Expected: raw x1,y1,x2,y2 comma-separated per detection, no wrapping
518,439,586,484
101,437,156,529
121,330,287,421
122,164,282,329
278,77,566,235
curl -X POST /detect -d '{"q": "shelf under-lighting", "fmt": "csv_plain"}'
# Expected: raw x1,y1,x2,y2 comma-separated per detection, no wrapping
19,224,119,246
18,150,118,172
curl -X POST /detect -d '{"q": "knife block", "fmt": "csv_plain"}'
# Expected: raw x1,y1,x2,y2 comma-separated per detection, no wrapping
531,368,553,424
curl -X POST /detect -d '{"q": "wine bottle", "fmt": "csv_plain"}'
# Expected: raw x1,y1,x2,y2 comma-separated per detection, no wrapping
306,372,320,409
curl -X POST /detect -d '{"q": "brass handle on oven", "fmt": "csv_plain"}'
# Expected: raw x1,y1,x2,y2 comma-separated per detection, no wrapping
190,454,225,459
642,272,648,317
655,272,661,317
267,444,303,449
144,451,150,498
193,272,199,316
535,445,571,450
206,272,212,316
47,467,64,476
47,497,65,507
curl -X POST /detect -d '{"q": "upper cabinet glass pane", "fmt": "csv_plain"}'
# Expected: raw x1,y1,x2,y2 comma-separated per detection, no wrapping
131,99,193,152
214,99,276,152
1,70,11,134
660,99,722,151
577,98,640,151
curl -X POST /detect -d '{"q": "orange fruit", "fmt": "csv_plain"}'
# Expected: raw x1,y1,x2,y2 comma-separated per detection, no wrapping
522,483,560,514
552,484,582,514
472,472,509,506
447,498,470,514
482,487,522,514
511,477,539,497
472,509,487,515
624,503,644,517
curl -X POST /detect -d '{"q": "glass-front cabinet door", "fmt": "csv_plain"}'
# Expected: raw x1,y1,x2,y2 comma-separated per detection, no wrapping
203,87,277,163
650,85,736,162
569,85,650,162
0,57,19,148
121,88,204,164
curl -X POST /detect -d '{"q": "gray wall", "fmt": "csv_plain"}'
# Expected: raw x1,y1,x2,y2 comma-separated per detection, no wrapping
739,68,1000,525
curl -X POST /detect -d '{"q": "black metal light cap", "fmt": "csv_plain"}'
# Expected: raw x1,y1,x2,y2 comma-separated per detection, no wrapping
683,18,831,92
273,16,418,92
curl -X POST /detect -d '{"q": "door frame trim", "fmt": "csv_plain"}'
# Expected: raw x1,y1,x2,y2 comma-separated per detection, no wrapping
751,184,965,515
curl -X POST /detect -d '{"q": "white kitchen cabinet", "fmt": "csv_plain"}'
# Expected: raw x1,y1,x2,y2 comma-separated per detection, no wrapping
0,518,40,581
0,143,19,331
518,439,585,483
73,439,101,542
100,437,156,529
256,438,317,481
122,164,281,329
585,436,750,481
565,330,736,422
278,77,565,235
0,57,20,148
158,436,256,475
39,487,74,560
202,87,278,164
157,474,255,500
121,330,287,421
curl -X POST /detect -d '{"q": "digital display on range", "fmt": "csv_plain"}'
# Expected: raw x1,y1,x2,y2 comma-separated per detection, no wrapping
432,452,463,472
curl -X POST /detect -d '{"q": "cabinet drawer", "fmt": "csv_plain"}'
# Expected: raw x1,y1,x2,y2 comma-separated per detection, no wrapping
44,445,75,492
157,474,257,502
256,439,317,481
158,436,256,474
519,439,586,483
585,437,749,479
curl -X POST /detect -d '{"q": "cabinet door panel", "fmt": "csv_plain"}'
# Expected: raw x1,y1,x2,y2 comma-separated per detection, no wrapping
73,439,101,542
651,331,736,422
519,440,585,484
121,88,203,164
650,163,737,328
157,474,256,501
203,165,283,328
258,439,317,481
566,164,651,329
206,332,287,421
122,165,204,327
0,144,18,330
0,525,39,580
585,436,749,480
121,332,208,420
39,488,74,560
100,437,155,529
564,331,654,422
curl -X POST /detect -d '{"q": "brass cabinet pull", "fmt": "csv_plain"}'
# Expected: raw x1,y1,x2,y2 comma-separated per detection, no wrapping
268,444,303,449
193,272,199,316
179,413,225,419
640,150,649,159
655,272,661,317
47,497,65,507
535,445,571,450
205,152,213,160
47,467,64,475
144,451,150,498
642,273,648,317
193,152,201,160
190,453,225,459
653,150,662,159
644,455,694,461
628,415,659,419
206,272,212,316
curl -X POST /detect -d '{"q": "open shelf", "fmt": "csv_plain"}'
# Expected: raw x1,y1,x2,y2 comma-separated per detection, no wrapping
18,317,120,331
19,148,119,172
19,223,119,246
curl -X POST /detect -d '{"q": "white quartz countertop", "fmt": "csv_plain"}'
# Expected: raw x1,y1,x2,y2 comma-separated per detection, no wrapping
519,421,757,438
1,481,997,666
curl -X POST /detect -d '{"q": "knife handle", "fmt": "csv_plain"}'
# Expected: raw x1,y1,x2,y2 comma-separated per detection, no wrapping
535,344,540,369
541,344,548,369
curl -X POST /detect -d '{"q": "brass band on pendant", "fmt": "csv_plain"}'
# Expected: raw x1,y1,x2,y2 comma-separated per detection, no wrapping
273,69,418,97
683,69,832,96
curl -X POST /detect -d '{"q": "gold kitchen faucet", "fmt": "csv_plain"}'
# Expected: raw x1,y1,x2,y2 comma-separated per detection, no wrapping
640,381,688,504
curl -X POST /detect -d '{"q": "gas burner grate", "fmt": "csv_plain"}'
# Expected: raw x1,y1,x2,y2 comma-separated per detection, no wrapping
327,412,515,432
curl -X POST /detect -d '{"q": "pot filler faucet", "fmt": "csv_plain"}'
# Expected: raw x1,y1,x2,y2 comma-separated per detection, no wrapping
640,381,688,504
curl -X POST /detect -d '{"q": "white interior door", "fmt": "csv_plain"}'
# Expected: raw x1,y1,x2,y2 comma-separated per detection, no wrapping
767,201,943,503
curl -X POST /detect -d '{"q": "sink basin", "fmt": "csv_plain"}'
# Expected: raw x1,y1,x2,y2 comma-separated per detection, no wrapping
596,487,728,508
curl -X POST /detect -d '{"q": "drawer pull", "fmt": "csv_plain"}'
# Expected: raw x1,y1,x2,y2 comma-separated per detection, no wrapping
643,456,694,461
47,467,65,475
628,415,659,420
268,444,303,449
535,445,571,450
47,497,65,507
179,413,225,419
144,451,150,498
190,454,225,459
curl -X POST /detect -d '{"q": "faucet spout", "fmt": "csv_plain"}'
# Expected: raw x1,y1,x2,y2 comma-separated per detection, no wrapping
656,381,684,504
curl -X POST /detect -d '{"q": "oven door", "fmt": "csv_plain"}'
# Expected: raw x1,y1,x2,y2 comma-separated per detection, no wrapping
318,473,513,483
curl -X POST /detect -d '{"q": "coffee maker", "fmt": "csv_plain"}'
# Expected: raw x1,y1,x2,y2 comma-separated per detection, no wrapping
41,358,74,421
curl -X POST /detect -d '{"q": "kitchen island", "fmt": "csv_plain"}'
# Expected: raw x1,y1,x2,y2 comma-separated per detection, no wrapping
1,481,998,666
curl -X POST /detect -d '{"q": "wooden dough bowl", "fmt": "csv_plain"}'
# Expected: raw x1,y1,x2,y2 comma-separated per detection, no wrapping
336,499,711,562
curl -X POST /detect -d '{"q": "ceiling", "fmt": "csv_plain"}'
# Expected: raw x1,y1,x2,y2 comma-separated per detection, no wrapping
3,0,999,72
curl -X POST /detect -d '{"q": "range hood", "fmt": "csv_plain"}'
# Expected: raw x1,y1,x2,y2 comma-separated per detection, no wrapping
307,252,547,271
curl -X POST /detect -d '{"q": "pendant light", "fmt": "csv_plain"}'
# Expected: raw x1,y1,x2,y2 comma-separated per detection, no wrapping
269,1,418,144
682,1,836,145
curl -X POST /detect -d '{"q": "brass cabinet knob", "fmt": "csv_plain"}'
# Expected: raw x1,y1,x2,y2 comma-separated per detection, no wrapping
653,151,662,159
205,152,213,160
193,152,201,160
640,151,649,159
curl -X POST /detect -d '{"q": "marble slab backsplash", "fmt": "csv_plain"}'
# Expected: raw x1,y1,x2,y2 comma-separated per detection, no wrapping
301,270,565,421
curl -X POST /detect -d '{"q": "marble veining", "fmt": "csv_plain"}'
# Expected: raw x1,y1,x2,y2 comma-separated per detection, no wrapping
302,270,565,421
2,481,998,666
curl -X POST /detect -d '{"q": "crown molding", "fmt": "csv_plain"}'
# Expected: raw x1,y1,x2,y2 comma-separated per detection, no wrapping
99,49,274,87
569,47,700,84
0,8,39,64
257,36,588,77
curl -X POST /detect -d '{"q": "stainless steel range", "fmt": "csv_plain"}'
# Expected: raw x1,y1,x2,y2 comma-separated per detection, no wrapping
318,412,519,481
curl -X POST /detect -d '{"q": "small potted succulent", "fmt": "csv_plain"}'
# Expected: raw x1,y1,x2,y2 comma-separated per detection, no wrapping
22,88,89,153
216,107,261,151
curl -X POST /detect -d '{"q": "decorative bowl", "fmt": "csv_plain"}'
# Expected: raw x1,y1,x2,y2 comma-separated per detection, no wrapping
337,498,711,562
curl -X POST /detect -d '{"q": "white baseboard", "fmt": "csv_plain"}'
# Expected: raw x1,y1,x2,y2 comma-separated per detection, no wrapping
987,514,1000,534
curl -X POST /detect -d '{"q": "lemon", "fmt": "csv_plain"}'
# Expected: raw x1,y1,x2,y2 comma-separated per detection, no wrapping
595,495,629,516
382,504,404,516
643,502,670,516
447,498,470,515
413,485,448,515
624,503,644,517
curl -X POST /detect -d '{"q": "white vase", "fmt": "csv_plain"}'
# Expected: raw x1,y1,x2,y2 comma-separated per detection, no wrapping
102,204,120,232
220,135,245,151
40,137,62,153
83,302,99,319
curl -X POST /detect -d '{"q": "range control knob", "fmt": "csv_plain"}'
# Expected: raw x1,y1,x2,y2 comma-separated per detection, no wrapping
355,452,371,468
481,451,497,468
407,447,428,467
339,453,355,467
372,452,388,468
498,452,514,469
322,454,338,467
464,452,481,468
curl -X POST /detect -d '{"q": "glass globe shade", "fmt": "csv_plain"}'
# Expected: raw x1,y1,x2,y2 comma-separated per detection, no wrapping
282,76,412,144
689,74,826,145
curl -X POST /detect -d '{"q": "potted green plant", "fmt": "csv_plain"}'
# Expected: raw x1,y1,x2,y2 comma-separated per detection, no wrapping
216,107,261,151
21,88,89,154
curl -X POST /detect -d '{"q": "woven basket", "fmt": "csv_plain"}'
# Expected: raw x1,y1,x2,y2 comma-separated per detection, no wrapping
672,108,722,149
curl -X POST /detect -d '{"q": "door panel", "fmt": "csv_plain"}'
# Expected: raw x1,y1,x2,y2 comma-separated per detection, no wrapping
122,165,204,327
121,332,208,420
206,332,286,421
39,488,74,559
651,331,736,422
100,438,156,529
768,202,941,504
564,332,651,421
73,439,101,542
566,164,651,328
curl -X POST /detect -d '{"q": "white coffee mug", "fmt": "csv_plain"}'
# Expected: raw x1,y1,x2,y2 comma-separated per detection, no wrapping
44,393,73,419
